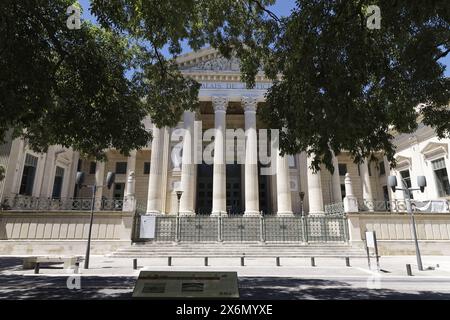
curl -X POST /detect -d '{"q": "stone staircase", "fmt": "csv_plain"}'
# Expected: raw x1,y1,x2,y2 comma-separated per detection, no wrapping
109,242,366,258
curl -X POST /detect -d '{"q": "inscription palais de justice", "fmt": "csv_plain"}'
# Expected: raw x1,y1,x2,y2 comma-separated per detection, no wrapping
200,82,272,90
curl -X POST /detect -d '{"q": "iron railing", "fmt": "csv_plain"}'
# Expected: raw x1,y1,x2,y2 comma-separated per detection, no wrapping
133,214,349,243
0,196,132,211
324,202,345,215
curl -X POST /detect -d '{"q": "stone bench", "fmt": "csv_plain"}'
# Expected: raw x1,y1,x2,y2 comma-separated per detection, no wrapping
23,256,83,270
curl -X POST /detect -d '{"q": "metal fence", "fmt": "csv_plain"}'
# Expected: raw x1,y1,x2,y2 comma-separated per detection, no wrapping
0,196,128,211
132,214,349,243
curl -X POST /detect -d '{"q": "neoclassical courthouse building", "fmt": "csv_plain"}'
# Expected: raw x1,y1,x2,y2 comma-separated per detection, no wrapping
1,48,450,217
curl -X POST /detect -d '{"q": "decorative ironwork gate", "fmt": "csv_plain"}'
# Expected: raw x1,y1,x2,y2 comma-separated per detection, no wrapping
133,214,349,243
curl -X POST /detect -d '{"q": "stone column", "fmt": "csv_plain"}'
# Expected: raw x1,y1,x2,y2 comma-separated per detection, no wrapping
146,125,165,214
94,161,105,210
211,96,228,216
307,155,324,214
124,150,137,196
68,151,80,198
276,150,293,216
360,159,374,212
331,151,342,203
179,111,196,216
343,173,359,213
243,96,260,216
123,150,137,211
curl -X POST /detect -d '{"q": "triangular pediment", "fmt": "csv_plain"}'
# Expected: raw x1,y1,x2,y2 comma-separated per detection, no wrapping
395,155,411,169
421,142,448,159
177,48,242,73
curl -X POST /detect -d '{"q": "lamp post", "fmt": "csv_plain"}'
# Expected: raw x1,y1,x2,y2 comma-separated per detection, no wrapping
299,191,305,216
76,171,115,269
175,190,183,242
388,175,426,271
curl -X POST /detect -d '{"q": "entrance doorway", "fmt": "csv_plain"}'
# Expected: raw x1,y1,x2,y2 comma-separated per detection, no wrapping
196,163,244,215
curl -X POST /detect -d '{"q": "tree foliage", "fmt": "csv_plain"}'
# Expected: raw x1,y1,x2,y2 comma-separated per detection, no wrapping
1,0,449,171
257,0,450,171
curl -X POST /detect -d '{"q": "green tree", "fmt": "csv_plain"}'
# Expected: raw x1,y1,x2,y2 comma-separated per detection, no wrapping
256,0,450,171
0,0,275,159
1,0,449,171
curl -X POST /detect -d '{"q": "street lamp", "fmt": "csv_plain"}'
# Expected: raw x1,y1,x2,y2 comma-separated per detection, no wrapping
175,190,183,243
388,175,427,271
76,170,115,269
299,191,305,216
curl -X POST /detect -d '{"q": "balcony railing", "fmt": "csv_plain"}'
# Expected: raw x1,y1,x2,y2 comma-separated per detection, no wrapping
0,196,133,212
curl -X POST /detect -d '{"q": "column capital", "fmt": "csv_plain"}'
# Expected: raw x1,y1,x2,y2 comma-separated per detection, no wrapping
212,96,228,112
242,96,258,113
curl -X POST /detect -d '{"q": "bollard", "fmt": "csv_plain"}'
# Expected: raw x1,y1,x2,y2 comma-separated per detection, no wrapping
168,257,172,266
133,258,138,270
241,257,245,266
276,257,280,267
406,264,413,276
204,257,208,267
311,257,316,267
34,262,40,274
74,262,80,274
345,257,351,267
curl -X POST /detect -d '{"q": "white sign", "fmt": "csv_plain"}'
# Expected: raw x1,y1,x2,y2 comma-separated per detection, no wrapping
132,271,239,299
140,216,156,239
366,231,376,248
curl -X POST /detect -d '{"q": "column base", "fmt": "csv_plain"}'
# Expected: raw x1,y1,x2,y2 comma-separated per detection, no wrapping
211,211,227,217
243,210,261,217
146,210,162,215
276,211,294,217
308,211,325,216
179,211,196,217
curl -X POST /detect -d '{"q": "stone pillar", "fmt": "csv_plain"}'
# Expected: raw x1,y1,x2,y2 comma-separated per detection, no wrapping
331,151,342,203
343,173,359,213
360,159,374,212
69,151,80,198
307,155,324,214
146,125,165,214
94,161,105,210
211,96,228,216
243,96,260,216
179,111,196,216
124,150,137,196
123,150,137,212
276,150,293,216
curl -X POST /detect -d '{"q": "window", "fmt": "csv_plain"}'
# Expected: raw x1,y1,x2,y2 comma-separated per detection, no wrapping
288,155,296,168
52,166,65,199
432,158,450,197
368,163,372,176
340,184,346,199
89,161,96,174
115,162,127,174
144,162,150,174
338,164,347,176
400,170,413,199
77,159,82,171
357,165,361,176
379,161,386,176
19,154,38,196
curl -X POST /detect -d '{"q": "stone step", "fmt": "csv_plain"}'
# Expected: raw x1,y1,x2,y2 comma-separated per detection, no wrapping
109,243,365,258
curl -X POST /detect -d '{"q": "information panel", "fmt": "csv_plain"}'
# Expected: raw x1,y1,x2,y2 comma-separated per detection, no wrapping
132,271,239,299
140,215,156,239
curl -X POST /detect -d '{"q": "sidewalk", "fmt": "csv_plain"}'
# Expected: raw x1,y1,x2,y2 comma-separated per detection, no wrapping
1,255,450,299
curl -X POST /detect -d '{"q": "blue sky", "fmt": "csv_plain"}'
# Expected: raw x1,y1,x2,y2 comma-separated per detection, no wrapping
77,0,449,76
